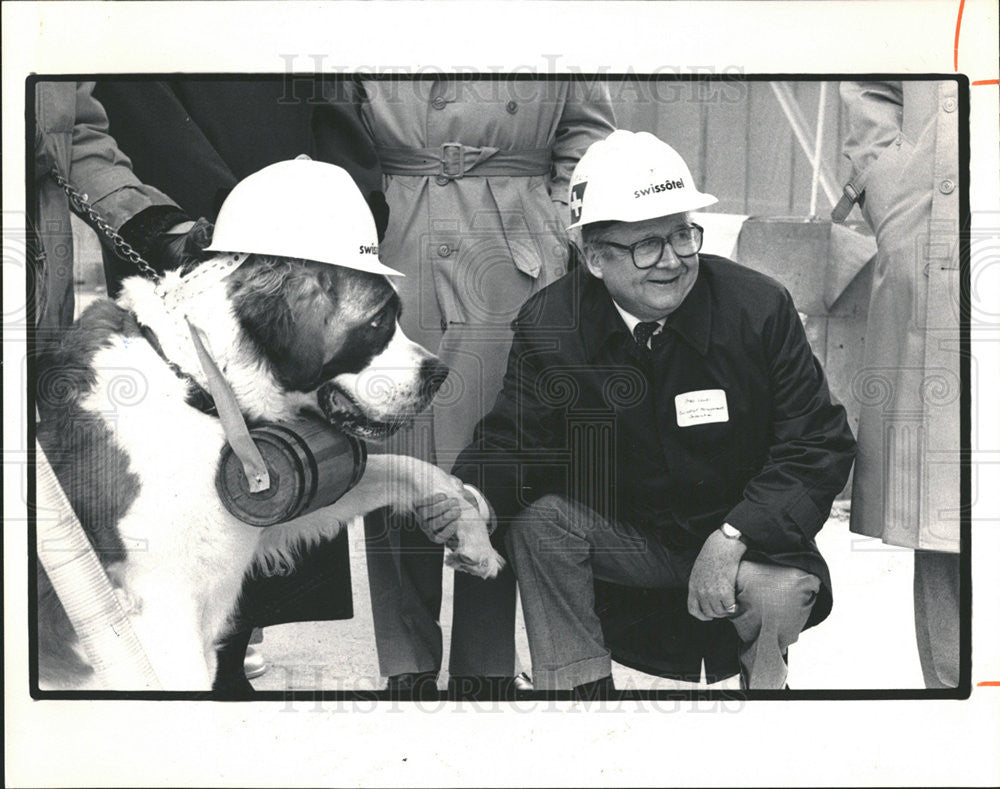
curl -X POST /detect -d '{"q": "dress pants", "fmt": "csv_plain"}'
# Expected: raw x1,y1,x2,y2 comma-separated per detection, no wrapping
364,509,518,677
505,494,821,690
913,550,960,688
364,414,517,679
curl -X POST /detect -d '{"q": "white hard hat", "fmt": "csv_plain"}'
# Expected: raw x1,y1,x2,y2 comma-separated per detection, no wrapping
567,130,718,229
206,158,403,277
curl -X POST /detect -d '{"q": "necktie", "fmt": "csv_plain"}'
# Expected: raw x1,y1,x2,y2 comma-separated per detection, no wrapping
633,321,660,350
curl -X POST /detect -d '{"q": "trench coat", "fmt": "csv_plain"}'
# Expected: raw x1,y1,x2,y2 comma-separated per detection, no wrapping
840,81,960,552
358,78,616,464
32,81,176,335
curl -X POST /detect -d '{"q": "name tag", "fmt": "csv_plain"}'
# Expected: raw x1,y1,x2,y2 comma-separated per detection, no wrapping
675,389,729,427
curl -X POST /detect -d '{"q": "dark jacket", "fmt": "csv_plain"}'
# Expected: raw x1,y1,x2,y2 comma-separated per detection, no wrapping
96,78,381,219
453,255,856,639
94,78,384,293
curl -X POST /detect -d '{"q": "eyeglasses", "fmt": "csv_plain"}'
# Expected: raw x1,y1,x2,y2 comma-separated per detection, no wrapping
594,224,704,269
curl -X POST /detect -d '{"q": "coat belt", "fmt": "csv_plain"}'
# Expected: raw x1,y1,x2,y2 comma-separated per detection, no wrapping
376,143,552,179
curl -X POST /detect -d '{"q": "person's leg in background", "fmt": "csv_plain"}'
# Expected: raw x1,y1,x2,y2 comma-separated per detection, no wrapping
363,208,540,698
360,200,451,697
364,413,445,698
435,324,526,697
727,562,821,689
913,549,960,689
364,506,444,696
447,571,518,695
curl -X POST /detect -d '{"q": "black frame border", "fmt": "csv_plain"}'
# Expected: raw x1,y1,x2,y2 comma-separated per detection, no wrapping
22,71,973,703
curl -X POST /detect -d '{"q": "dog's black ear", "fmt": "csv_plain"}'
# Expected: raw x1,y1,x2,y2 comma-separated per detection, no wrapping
366,191,390,243
231,262,333,392
274,269,336,390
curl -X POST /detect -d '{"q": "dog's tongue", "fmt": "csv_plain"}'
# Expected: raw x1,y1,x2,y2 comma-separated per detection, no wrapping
317,382,356,419
317,382,405,441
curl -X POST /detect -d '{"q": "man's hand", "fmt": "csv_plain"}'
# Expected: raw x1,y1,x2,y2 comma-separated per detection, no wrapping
413,486,484,546
148,217,214,273
414,492,463,545
413,485,504,578
687,527,747,621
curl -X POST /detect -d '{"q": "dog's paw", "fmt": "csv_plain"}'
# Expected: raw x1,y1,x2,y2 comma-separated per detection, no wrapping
445,503,505,579
444,546,506,579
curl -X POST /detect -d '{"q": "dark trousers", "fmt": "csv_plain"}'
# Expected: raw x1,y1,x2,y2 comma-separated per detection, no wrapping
364,508,517,677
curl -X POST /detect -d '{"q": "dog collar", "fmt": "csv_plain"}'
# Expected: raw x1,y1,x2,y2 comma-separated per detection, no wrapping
137,322,218,417
157,252,249,315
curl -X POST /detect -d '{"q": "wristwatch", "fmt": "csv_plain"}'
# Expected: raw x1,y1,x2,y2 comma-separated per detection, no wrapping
719,523,743,541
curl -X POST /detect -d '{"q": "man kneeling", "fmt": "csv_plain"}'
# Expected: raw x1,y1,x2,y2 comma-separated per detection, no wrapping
432,130,856,694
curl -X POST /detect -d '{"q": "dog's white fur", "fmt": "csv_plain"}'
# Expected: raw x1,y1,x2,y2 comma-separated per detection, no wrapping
40,262,501,690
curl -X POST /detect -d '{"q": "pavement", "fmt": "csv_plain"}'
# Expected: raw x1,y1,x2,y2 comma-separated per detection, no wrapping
249,502,924,693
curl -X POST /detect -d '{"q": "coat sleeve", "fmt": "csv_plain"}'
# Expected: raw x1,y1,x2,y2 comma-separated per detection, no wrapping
724,288,857,554
451,309,566,531
839,81,903,192
549,81,617,225
68,82,180,231
315,78,384,205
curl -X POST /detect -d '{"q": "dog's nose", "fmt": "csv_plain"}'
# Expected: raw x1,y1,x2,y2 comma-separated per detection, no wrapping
421,358,450,398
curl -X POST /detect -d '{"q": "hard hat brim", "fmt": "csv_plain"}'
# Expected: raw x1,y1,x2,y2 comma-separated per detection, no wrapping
203,241,405,277
566,190,719,230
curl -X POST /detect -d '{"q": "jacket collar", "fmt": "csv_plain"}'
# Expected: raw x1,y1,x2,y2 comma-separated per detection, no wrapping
661,262,712,356
579,269,630,363
579,260,713,361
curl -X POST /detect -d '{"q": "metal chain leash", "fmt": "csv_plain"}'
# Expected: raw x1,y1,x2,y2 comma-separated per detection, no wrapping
50,168,160,280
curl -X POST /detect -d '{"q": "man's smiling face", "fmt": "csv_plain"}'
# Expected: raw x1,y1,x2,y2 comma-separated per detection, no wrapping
583,212,699,321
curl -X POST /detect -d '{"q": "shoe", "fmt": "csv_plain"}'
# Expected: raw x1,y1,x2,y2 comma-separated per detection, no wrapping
447,672,534,701
212,676,257,700
385,671,440,701
243,646,268,679
572,675,616,701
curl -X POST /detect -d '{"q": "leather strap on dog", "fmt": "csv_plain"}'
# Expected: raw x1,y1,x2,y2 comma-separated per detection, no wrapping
186,318,271,493
138,322,218,417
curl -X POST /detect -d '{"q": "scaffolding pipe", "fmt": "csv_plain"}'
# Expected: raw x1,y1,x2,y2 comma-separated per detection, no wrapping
769,82,839,208
809,82,829,216
35,443,161,690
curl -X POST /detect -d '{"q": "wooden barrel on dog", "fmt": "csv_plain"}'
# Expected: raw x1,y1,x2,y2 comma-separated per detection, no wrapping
215,414,366,527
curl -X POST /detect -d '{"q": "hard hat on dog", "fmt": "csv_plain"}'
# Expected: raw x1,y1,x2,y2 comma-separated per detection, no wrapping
567,130,718,229
206,158,403,277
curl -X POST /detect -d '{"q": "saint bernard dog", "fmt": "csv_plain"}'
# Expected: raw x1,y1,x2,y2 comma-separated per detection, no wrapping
35,252,503,691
